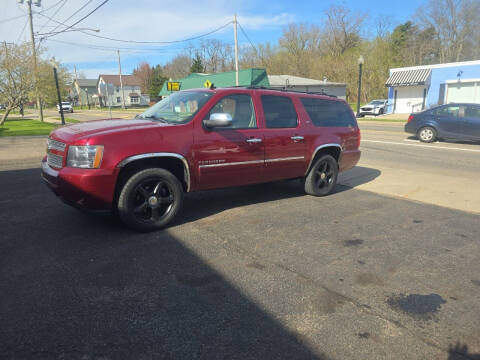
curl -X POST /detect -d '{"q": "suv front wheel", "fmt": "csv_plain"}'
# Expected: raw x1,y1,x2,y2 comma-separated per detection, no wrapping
304,154,338,196
117,168,184,231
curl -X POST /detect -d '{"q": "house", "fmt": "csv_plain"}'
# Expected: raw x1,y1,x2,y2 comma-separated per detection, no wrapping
159,68,270,96
268,75,346,99
97,74,150,107
71,79,98,107
385,60,480,114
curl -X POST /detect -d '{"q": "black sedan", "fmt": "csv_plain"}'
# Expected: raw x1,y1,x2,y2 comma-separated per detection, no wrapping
405,103,480,143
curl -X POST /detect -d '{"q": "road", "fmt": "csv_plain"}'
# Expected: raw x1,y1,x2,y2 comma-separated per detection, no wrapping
0,121,479,359
42,108,141,121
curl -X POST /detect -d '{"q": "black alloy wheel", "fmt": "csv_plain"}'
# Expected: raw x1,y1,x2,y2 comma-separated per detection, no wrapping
117,168,184,231
304,154,339,196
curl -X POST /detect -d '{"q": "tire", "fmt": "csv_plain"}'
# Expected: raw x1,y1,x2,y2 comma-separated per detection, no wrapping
418,126,437,143
304,154,339,196
117,168,184,231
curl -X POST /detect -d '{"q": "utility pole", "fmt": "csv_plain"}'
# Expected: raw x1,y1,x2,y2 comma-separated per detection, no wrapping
234,14,239,86
25,0,44,122
73,64,79,106
117,50,126,109
52,64,65,125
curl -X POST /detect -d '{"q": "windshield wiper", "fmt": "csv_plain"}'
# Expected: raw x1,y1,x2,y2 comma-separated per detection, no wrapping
135,114,169,123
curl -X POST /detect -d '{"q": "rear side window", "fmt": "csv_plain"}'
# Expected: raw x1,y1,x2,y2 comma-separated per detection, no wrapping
465,106,480,119
435,106,462,117
300,98,357,127
261,95,298,128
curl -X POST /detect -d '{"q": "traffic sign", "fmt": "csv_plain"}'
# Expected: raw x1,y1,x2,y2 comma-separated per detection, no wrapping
204,80,212,88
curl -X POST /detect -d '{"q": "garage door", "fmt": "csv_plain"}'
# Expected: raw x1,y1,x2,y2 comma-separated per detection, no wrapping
394,86,425,114
446,82,479,103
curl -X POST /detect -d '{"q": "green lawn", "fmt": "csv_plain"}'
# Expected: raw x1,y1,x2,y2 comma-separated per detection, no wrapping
0,118,78,137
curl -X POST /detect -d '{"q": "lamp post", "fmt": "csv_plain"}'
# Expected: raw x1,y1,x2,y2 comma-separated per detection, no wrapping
356,55,364,118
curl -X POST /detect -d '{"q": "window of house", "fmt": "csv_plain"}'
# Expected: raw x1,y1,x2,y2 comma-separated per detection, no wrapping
131,96,139,103
207,94,257,129
116,97,121,103
116,87,120,92
261,95,297,128
300,97,357,127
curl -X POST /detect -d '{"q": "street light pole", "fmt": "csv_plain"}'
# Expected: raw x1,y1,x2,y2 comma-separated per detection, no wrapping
25,0,44,122
52,64,65,125
356,55,364,118
234,14,239,86
84,88,90,109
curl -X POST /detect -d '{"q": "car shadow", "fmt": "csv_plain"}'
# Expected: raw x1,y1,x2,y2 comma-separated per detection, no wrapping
447,342,480,359
176,166,380,226
406,135,480,146
0,167,328,359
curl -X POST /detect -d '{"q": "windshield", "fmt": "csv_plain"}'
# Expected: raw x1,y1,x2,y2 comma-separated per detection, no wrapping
369,100,385,105
138,91,213,124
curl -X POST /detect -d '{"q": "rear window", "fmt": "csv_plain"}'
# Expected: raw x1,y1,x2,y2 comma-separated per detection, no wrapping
300,98,357,127
261,95,298,128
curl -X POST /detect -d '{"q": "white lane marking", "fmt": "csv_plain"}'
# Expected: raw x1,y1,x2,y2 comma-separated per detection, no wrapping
362,139,480,153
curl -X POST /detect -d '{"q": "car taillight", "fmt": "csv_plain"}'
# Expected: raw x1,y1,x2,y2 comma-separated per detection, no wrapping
407,114,414,123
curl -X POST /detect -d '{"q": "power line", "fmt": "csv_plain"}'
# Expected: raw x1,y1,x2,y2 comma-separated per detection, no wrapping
43,0,109,38
237,21,269,66
45,38,189,53
49,0,95,34
0,14,26,24
17,18,29,43
38,0,68,32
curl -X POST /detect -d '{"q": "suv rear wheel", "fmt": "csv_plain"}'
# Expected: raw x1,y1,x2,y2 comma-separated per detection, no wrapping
304,155,338,196
117,168,184,231
418,126,437,143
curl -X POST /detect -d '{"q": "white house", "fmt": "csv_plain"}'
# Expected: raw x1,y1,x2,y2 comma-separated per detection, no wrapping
385,60,480,114
97,75,150,107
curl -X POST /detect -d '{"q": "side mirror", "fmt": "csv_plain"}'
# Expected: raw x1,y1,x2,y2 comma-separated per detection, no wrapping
203,113,233,128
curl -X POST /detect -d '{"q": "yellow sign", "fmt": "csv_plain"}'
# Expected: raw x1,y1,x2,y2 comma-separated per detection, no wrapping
167,82,181,91
204,79,212,88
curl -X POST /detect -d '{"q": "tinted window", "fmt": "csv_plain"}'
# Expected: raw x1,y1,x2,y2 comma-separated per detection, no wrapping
465,106,480,119
208,94,256,129
300,98,357,127
261,95,298,128
435,106,462,117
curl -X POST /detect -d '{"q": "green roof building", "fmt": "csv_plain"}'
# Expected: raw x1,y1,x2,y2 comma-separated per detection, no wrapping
159,68,270,96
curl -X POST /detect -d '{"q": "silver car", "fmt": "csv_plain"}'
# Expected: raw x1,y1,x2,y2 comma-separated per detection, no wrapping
358,99,387,117
57,102,73,113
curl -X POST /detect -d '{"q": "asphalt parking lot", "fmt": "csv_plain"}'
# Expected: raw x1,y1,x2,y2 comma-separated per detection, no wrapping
1,121,479,359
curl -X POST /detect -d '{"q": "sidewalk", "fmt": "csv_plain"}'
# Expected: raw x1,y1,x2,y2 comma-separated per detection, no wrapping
0,136,46,170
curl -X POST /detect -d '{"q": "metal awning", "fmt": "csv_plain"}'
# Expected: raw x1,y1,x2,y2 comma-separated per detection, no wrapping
385,68,431,87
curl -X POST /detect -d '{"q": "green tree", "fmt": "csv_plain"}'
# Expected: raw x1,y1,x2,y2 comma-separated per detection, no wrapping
190,53,205,73
149,65,167,101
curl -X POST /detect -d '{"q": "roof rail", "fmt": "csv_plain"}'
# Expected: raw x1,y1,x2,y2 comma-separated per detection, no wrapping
240,85,337,98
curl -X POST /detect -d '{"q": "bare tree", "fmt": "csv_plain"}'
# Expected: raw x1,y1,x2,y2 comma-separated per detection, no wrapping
323,5,365,56
0,43,34,125
417,0,480,62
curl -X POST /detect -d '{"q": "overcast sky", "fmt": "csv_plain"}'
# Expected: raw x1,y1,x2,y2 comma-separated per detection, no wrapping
1,0,421,78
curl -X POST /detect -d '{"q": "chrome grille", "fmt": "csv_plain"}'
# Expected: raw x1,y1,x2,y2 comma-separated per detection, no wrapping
47,138,66,152
47,153,64,168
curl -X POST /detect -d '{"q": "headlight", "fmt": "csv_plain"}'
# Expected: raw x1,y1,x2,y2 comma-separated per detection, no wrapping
67,145,104,168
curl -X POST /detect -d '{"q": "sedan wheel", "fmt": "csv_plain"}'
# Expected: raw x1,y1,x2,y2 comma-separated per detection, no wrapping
418,126,437,143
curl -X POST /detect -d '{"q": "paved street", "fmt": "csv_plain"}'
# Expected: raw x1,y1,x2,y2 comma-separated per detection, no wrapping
1,121,479,359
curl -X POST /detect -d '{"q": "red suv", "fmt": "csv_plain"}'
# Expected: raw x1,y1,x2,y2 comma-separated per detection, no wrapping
42,87,361,231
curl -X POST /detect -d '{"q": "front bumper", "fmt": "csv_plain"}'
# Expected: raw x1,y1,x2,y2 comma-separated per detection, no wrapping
41,158,119,210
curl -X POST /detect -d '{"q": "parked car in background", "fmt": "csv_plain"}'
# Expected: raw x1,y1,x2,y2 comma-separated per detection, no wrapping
57,102,73,113
42,87,361,231
358,99,387,117
0,104,6,110
404,103,480,143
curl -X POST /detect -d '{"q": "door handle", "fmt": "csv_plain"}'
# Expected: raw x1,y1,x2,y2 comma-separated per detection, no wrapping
291,136,304,141
246,138,262,143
